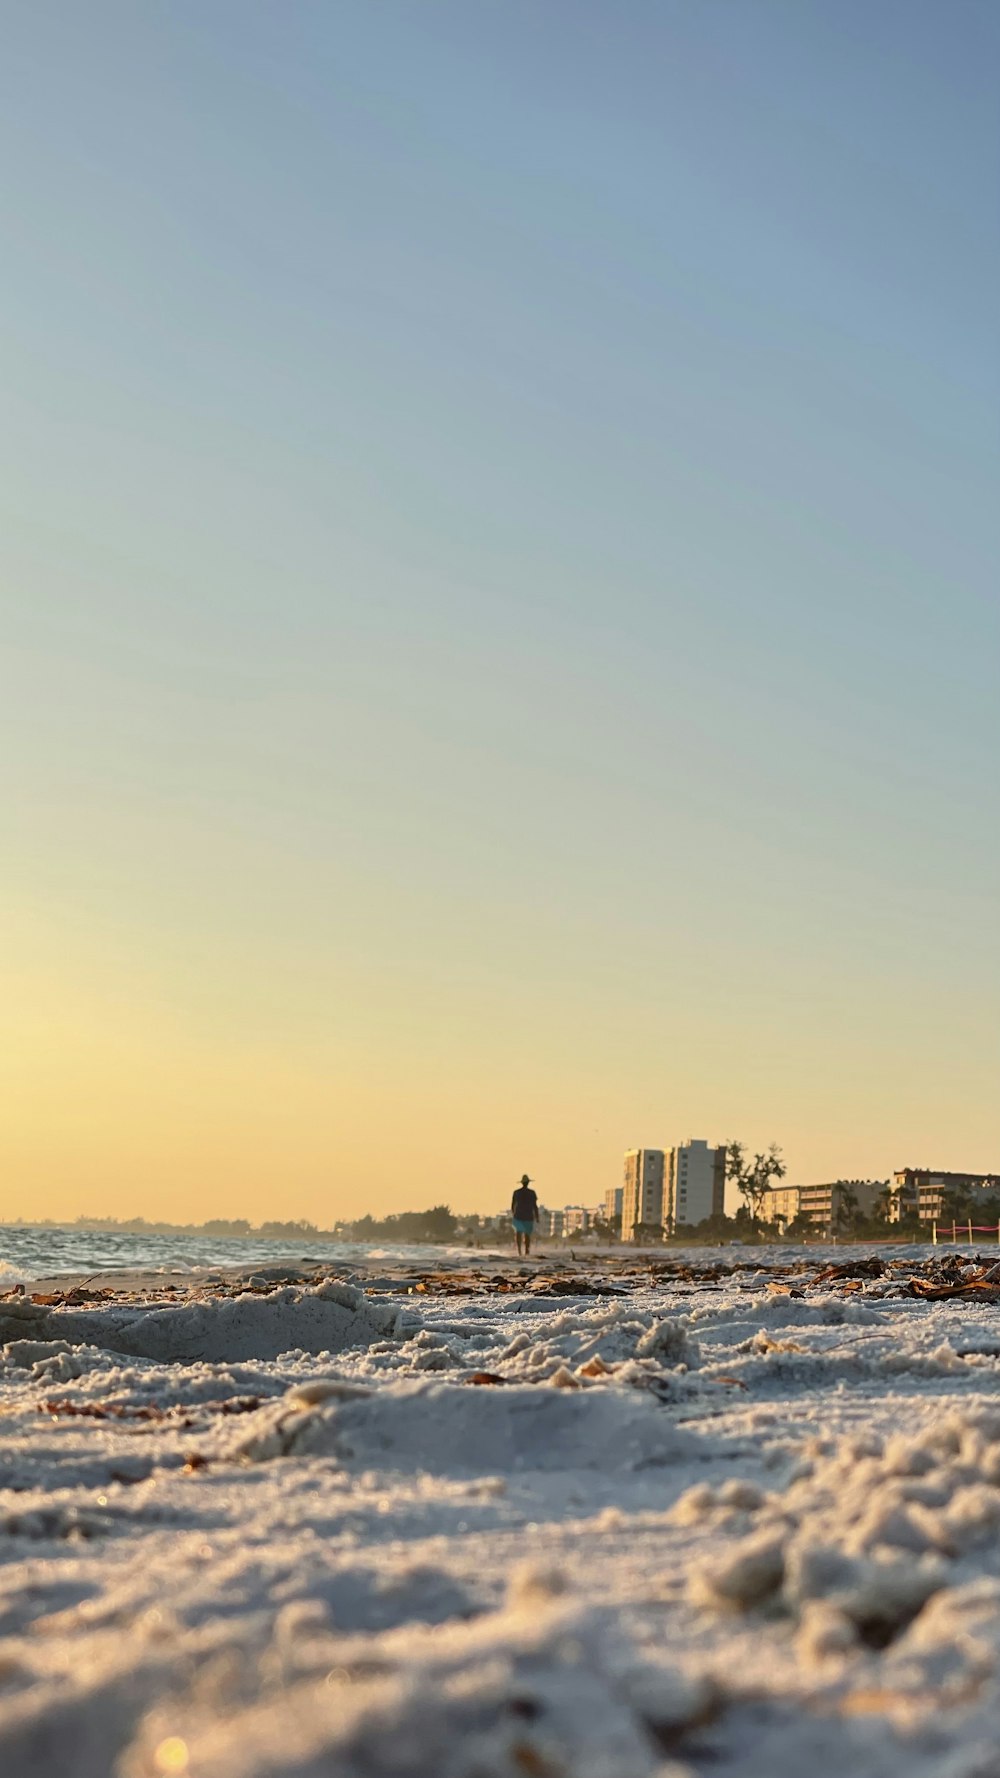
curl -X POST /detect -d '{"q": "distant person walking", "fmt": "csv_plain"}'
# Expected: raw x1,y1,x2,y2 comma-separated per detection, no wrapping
511,1175,539,1257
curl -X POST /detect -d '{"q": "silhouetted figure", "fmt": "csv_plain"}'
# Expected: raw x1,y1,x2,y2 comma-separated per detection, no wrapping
511,1175,539,1257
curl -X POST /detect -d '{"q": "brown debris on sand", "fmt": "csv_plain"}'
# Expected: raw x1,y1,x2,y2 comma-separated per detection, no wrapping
12,1247,1000,1346
810,1257,887,1283
905,1275,1000,1302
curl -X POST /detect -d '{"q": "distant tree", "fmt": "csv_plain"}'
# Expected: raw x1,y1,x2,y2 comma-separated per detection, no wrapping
872,1185,896,1225
669,1210,735,1245
834,1184,861,1234
671,1223,699,1243
981,1189,1000,1223
631,1221,664,1247
421,1204,458,1242
939,1185,973,1225
349,1205,458,1243
786,1211,815,1240
697,1210,736,1239
726,1141,786,1220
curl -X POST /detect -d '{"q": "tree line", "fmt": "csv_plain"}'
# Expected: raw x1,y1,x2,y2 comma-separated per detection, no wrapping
24,1207,473,1244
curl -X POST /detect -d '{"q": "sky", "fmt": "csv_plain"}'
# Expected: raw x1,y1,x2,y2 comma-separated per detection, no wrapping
1,1,997,1226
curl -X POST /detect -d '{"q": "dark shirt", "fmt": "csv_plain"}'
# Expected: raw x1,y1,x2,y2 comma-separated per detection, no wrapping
511,1187,538,1222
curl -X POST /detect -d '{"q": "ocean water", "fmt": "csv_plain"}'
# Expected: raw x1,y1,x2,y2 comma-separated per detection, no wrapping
0,1225,941,1284
0,1224,482,1282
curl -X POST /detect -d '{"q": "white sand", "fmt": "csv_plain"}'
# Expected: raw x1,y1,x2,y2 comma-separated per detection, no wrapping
3,1255,1000,1775
1,1280,400,1364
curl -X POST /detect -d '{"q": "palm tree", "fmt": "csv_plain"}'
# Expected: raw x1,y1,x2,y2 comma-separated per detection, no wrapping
835,1184,860,1233
873,1185,894,1224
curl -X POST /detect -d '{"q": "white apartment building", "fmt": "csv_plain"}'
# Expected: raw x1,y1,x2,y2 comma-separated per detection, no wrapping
621,1149,665,1241
664,1140,727,1231
562,1205,594,1235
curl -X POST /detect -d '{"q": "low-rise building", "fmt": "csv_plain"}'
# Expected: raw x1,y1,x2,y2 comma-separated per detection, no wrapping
890,1169,1000,1224
762,1180,885,1234
562,1205,594,1235
766,1184,801,1228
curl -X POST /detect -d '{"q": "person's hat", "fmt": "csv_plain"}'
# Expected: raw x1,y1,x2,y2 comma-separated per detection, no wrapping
518,1174,533,1186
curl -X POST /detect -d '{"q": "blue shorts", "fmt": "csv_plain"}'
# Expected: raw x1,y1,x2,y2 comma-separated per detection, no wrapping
512,1218,534,1235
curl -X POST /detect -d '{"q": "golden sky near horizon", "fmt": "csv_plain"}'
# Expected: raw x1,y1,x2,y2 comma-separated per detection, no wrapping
3,883,996,1227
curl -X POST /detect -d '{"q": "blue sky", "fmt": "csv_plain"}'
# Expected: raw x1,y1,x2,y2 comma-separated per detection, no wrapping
1,2,997,1219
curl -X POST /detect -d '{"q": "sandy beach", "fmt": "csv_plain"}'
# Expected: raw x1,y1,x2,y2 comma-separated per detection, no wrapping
1,1247,1000,1776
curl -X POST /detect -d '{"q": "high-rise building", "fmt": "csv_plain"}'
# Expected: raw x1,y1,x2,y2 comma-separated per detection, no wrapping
621,1149,665,1241
664,1140,727,1231
603,1186,624,1224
